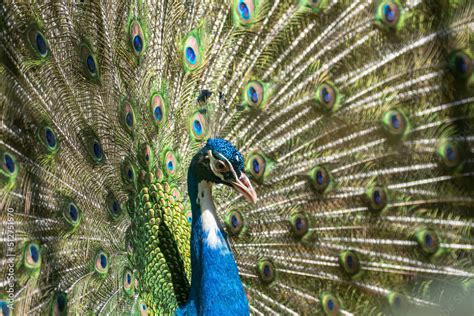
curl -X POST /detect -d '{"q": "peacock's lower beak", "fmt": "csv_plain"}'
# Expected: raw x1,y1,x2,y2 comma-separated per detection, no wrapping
227,172,257,204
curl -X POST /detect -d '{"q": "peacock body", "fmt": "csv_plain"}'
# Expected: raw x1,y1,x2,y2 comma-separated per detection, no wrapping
0,0,473,315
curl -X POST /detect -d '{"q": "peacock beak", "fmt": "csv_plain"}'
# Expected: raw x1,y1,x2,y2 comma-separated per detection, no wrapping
227,172,257,204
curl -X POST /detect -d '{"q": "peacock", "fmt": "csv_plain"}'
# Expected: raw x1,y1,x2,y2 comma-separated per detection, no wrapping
0,0,473,315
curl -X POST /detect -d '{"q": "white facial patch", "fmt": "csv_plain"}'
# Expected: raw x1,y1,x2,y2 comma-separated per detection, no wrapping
197,181,228,253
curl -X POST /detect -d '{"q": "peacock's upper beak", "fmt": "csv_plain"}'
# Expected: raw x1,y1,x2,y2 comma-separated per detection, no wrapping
227,172,257,204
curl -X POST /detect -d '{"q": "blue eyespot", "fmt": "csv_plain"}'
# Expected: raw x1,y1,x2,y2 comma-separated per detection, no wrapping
125,112,133,127
238,1,250,20
446,146,456,162
295,217,303,230
290,212,309,238
127,168,133,180
4,154,15,174
193,119,202,136
154,106,163,121
69,203,78,222
316,170,324,185
378,1,400,27
36,32,47,56
257,258,276,284
390,114,400,129
263,264,271,277
93,142,103,160
252,159,260,173
164,151,178,176
383,4,395,23
86,55,96,74
112,201,120,216
248,86,259,103
45,127,57,148
133,35,143,53
455,55,468,74
321,87,331,103
346,254,353,268
424,234,433,247
100,253,107,269
30,244,39,263
373,190,382,205
327,298,334,311
130,20,145,56
226,210,244,235
186,47,196,65
231,214,239,228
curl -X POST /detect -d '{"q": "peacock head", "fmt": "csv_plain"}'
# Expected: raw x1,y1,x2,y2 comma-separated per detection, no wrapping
191,138,257,203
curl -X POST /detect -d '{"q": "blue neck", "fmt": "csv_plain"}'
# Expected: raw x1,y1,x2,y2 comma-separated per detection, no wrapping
177,167,249,315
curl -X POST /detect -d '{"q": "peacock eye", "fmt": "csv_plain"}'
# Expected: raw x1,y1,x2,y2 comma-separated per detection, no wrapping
309,165,331,192
225,210,245,236
213,159,229,173
387,292,407,313
249,154,265,179
382,109,409,139
376,1,402,28
257,258,276,285
2,152,17,175
90,138,104,163
184,35,201,70
245,81,264,108
63,200,81,229
27,27,49,58
42,126,58,151
123,269,134,294
24,242,41,270
415,229,440,255
121,160,136,185
169,187,179,201
129,20,145,55
164,150,178,176
121,102,135,133
107,192,122,219
235,0,256,24
140,144,154,170
437,139,463,169
82,131,105,164
366,185,388,211
189,111,207,141
290,212,309,238
94,251,109,276
338,250,361,276
449,51,473,79
150,93,167,126
138,300,148,316
320,292,340,316
80,44,99,80
315,82,343,112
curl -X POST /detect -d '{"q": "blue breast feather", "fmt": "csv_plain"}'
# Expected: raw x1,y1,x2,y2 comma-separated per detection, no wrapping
178,170,249,315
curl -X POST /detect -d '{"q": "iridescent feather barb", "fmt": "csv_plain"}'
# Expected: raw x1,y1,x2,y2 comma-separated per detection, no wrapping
0,0,473,315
